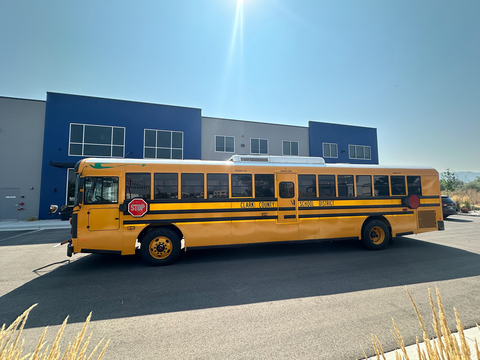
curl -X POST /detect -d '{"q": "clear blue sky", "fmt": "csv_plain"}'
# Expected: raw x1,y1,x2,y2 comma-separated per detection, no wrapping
1,0,479,172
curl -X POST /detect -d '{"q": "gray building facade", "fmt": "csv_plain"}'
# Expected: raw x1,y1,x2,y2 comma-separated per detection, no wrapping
201,117,310,161
0,97,45,221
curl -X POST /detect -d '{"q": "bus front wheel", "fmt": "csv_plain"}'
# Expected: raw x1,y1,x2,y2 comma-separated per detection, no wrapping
362,220,390,250
140,228,181,266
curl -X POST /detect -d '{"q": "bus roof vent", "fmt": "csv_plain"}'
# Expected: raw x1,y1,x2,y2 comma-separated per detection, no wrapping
228,155,325,165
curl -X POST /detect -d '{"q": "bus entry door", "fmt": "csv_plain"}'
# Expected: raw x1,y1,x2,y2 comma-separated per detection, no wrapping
276,172,298,224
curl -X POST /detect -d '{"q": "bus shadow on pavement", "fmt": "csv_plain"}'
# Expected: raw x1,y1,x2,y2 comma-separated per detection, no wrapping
1,237,480,329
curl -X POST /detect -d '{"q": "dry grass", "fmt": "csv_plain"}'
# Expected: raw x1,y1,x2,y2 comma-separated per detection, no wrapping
363,288,480,360
0,304,109,360
451,190,480,210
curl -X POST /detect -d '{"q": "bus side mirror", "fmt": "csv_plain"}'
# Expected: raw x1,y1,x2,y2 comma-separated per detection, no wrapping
78,177,85,189
76,192,84,205
49,204,59,215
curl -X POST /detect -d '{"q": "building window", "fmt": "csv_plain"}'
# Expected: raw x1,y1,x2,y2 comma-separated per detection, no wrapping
69,123,125,157
349,145,371,160
215,136,235,153
322,143,338,158
251,138,268,155
282,141,299,156
144,129,183,159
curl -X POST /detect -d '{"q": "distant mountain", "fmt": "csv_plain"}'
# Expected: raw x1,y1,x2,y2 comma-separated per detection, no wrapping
454,172,480,182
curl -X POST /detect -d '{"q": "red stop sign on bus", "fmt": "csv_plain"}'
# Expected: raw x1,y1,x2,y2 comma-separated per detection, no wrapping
128,198,148,217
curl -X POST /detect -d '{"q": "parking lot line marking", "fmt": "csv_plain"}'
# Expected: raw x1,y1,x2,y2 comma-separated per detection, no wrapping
0,229,43,242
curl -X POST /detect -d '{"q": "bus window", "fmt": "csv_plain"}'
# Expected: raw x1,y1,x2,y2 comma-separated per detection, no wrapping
232,174,252,197
298,175,316,198
181,174,204,199
207,174,229,199
85,177,119,204
126,173,151,200
374,175,390,196
255,174,275,198
391,176,406,195
356,175,372,197
338,175,354,197
318,175,336,197
154,173,178,199
279,182,295,199
407,176,422,195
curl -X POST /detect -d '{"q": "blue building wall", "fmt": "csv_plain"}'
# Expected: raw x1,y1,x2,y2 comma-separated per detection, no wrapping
308,121,378,164
39,93,201,219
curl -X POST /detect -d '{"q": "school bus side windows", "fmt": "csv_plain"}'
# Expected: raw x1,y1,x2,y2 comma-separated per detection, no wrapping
391,176,406,196
154,173,178,199
207,174,229,198
356,175,372,197
126,173,151,200
407,176,422,195
298,175,316,198
279,182,295,198
181,174,204,199
232,174,252,197
255,174,275,198
338,175,354,197
374,176,390,196
84,177,119,204
318,175,336,197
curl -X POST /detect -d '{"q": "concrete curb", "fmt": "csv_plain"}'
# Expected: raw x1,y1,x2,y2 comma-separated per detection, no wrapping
0,220,71,232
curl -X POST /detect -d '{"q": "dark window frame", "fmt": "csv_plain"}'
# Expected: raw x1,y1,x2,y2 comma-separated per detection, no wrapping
231,174,253,198
254,174,275,199
126,173,152,200
298,174,317,198
154,173,178,199
207,173,229,199
84,177,119,204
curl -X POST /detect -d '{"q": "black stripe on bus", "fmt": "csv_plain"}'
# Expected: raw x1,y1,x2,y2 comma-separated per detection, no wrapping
279,207,296,211
123,215,279,225
147,207,277,215
299,211,414,219
188,236,360,250
123,210,414,225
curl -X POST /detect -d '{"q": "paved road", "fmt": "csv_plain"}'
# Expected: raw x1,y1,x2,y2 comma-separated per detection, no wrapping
0,216,479,359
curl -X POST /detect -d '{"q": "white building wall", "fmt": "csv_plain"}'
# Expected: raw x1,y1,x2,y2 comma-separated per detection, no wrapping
201,117,310,161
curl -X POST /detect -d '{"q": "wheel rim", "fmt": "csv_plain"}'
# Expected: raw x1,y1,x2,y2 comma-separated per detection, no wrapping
370,226,385,245
148,236,172,259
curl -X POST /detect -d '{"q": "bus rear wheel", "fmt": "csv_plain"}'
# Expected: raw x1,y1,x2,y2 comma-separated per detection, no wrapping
140,228,181,266
362,220,390,250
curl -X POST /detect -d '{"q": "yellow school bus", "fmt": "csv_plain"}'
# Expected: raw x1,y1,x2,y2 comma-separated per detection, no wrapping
66,155,443,266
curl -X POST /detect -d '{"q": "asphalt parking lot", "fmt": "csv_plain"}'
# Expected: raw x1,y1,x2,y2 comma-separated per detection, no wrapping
1,215,479,359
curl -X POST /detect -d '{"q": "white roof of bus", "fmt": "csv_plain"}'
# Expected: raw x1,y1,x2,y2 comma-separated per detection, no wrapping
82,157,436,170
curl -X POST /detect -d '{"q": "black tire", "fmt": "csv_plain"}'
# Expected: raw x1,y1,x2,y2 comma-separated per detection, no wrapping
362,220,390,250
140,228,181,266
